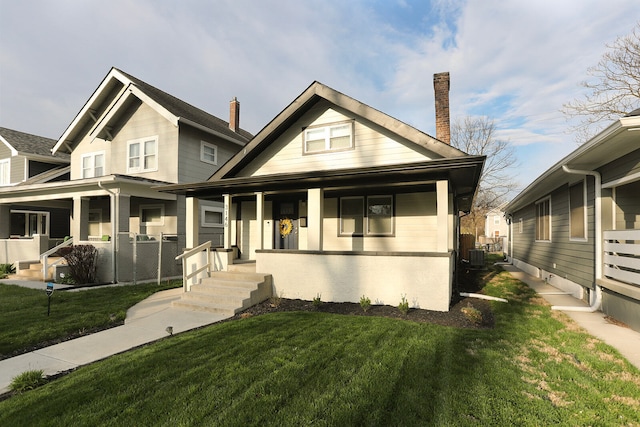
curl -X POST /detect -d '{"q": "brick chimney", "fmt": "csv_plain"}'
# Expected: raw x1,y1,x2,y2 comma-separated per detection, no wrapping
229,97,240,132
433,72,450,144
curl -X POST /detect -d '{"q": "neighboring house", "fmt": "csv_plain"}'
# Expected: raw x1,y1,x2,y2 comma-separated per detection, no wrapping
504,109,640,332
0,127,71,239
482,204,509,253
0,67,251,283
161,74,485,312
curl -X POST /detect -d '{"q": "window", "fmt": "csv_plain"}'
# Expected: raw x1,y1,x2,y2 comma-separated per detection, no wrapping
304,122,353,154
200,141,218,165
127,136,157,173
140,205,164,226
201,206,223,227
10,210,49,236
340,195,393,236
88,209,102,237
0,159,9,185
535,198,551,241
494,215,500,225
518,218,523,233
569,181,586,240
81,152,105,178
494,230,500,238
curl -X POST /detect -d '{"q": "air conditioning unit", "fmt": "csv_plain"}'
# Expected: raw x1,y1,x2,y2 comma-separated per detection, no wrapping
469,249,485,268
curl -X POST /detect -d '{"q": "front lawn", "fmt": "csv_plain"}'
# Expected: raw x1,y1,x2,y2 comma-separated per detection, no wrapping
0,281,181,358
1,270,639,425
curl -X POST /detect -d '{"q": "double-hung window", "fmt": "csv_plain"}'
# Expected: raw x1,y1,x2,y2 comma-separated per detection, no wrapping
569,181,586,240
0,159,9,185
304,122,353,154
81,151,105,178
340,195,393,236
200,141,218,165
127,136,157,173
535,197,551,241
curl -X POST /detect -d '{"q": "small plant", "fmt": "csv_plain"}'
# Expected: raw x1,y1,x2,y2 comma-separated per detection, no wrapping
461,304,483,325
312,293,322,308
56,272,75,285
360,295,371,312
398,294,410,315
0,263,16,278
270,290,284,308
63,245,98,284
10,369,47,393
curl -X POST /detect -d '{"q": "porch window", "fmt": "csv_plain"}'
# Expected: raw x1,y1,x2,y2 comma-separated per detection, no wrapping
304,122,353,154
200,141,218,165
569,180,586,240
81,151,105,178
140,204,164,226
88,209,102,237
127,136,157,173
535,197,551,241
0,159,9,185
10,210,49,236
201,206,223,227
340,195,393,236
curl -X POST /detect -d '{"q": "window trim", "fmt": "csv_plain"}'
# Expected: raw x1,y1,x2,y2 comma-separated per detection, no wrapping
88,209,103,238
535,197,551,242
139,204,164,226
339,194,394,237
201,206,224,228
0,158,9,185
303,120,354,155
81,151,105,178
127,136,158,174
200,141,218,165
568,180,588,241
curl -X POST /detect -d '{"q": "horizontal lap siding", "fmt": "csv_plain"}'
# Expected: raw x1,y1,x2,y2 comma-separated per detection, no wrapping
601,148,640,183
512,181,595,288
615,181,640,230
241,103,431,177
177,127,243,183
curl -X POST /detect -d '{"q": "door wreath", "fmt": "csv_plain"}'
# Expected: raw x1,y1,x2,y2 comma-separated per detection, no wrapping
279,218,293,237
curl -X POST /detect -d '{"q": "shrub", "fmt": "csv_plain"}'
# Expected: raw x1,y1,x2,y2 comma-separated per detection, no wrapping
10,370,47,393
0,263,15,278
398,294,410,315
312,293,322,308
360,295,371,312
63,245,98,284
461,304,483,325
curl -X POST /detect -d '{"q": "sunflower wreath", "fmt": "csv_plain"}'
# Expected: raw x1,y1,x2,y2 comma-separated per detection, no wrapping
279,218,293,237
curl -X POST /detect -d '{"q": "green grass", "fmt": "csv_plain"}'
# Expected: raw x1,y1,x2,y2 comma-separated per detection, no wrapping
1,269,639,425
0,281,181,358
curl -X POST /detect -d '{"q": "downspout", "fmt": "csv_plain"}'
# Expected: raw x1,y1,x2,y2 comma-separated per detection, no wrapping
552,165,602,312
98,181,118,283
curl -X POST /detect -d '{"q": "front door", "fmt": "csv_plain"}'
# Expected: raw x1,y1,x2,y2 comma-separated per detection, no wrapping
274,201,298,250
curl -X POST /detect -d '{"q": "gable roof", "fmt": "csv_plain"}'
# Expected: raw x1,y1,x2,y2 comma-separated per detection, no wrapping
52,67,252,154
210,81,467,180
504,112,640,214
0,127,69,162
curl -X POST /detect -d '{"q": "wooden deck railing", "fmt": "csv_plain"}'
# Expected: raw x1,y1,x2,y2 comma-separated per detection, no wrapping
603,229,640,287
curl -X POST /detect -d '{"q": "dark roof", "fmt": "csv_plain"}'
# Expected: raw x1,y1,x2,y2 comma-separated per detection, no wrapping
115,68,253,141
0,127,69,160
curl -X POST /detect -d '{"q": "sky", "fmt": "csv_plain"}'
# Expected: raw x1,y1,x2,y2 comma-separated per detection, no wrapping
1,0,638,195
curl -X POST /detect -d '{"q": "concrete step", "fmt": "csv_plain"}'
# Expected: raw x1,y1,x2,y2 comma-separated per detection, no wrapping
172,271,272,315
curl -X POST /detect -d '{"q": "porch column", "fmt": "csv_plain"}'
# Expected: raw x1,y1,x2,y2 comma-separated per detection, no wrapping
0,205,9,238
185,197,200,249
72,196,90,241
223,194,232,249
256,192,264,250
115,193,130,233
308,188,323,250
436,180,448,252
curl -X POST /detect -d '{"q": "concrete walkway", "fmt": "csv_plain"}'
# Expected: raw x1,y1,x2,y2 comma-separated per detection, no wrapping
501,264,640,370
0,284,229,394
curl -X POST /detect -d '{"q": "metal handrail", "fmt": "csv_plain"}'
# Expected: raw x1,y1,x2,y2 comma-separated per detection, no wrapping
175,241,212,291
41,238,74,281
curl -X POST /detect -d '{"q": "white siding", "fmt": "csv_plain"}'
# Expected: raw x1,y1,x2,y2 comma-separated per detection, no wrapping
238,102,434,177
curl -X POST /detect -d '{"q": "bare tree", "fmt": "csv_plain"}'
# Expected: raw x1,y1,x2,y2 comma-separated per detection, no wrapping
451,116,519,236
563,23,640,142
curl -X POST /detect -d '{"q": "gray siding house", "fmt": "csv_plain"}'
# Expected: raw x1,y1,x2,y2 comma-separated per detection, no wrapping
504,110,640,332
0,68,251,283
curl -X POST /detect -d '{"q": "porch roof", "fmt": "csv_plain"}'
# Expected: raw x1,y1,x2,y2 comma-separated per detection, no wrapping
157,155,485,212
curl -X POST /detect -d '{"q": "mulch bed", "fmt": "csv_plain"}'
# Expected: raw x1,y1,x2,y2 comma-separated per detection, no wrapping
229,295,495,329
